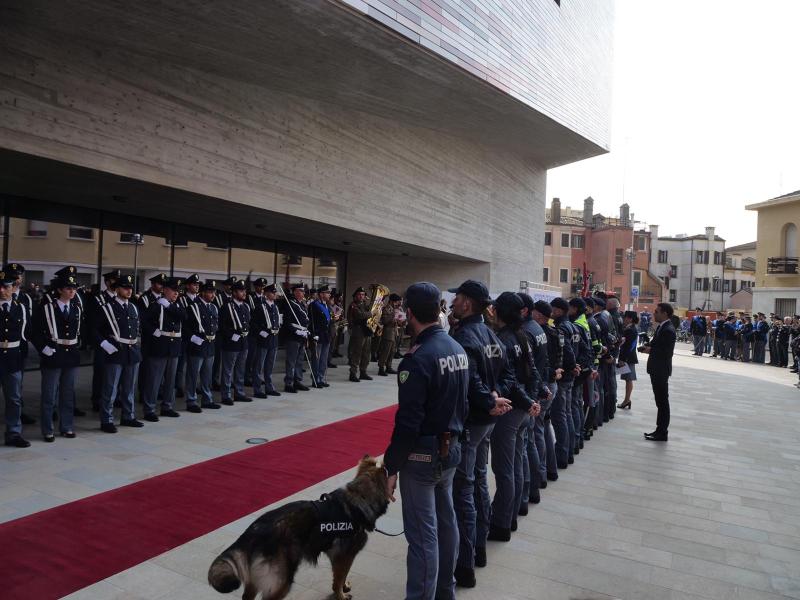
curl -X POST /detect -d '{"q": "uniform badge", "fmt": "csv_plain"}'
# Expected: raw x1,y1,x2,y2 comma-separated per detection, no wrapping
398,371,410,384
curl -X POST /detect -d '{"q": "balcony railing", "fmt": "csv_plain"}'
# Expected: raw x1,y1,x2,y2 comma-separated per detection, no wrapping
767,257,799,275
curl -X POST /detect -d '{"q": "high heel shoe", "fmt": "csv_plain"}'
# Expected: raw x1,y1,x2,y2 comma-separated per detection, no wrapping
617,400,631,410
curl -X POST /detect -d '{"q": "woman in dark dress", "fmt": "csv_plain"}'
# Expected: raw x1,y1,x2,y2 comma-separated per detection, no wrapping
617,310,639,410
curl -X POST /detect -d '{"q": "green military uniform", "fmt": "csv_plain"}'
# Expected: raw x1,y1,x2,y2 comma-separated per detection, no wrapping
378,294,402,375
347,289,372,380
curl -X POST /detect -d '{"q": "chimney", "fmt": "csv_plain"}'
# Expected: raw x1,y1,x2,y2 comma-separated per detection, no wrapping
620,203,630,227
583,196,594,226
551,198,561,224
650,224,659,239
705,226,715,241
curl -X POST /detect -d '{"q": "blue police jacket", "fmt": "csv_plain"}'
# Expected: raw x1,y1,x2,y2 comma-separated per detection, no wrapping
522,318,550,392
186,298,219,358
714,319,727,341
450,314,515,426
690,315,707,336
723,322,737,340
93,298,142,365
383,324,468,475
219,300,251,352
308,300,332,344
495,326,536,410
280,298,310,342
142,301,186,358
553,316,577,380
569,315,594,373
755,321,769,341
250,297,281,348
0,300,28,374
32,300,82,369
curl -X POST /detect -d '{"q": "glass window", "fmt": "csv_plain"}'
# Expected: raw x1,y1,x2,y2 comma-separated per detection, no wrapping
101,214,172,295
559,268,568,283
614,249,623,274
632,271,642,286
26,220,48,237
722,279,729,293
544,232,552,246
173,225,231,284
542,267,549,282
694,278,702,291
658,249,668,263
571,234,584,249
669,265,678,278
68,226,94,241
561,233,570,247
703,278,709,291
669,290,677,302
315,250,346,293
636,235,646,251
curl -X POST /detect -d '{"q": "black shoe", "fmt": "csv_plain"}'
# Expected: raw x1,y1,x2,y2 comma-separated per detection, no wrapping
4,435,30,448
529,488,541,504
487,525,511,542
244,379,253,387
547,471,559,482
568,456,575,464
359,373,373,381
267,390,281,397
284,386,297,393
579,439,584,449
101,423,118,434
539,480,547,489
187,405,202,413
349,375,360,382
294,383,310,392
454,566,476,588
73,407,87,417
144,413,160,422
212,382,221,391
644,432,668,441
253,392,268,399
121,418,144,428
60,431,76,439
221,399,234,406
175,389,184,398
327,363,338,369
511,519,518,532
201,402,222,409
321,382,330,388
474,546,487,568
557,461,568,470
161,408,180,417
43,434,55,443
574,446,580,455
386,368,398,374
377,369,388,376
518,504,529,516
234,395,253,402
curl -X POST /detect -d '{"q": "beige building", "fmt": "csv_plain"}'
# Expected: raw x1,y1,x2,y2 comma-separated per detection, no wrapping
746,191,800,316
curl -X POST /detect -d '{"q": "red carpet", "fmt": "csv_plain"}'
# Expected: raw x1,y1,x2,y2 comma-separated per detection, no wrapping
0,405,396,599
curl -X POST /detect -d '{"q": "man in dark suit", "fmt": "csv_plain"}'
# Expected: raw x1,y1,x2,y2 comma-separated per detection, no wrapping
639,302,676,441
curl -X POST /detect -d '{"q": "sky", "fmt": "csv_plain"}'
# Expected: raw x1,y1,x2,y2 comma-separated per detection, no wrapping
547,1,800,247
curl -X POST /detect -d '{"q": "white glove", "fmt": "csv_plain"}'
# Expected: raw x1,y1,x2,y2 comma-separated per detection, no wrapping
100,340,118,355
259,330,269,339
297,329,309,338
157,298,170,307
272,329,280,335
152,329,162,338
313,335,319,342
231,333,241,342
190,335,205,346
42,346,56,357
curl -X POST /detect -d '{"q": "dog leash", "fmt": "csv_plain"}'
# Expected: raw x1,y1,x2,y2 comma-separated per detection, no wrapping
375,526,405,537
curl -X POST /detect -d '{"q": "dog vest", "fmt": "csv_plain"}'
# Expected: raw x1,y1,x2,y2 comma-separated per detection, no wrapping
312,494,357,538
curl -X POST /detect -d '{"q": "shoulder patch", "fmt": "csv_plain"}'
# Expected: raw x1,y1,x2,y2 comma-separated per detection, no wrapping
398,371,410,384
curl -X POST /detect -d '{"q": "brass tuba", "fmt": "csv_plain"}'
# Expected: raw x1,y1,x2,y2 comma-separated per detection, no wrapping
366,283,390,336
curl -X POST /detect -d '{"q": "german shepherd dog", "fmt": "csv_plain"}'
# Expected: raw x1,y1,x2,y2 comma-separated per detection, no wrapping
208,456,390,600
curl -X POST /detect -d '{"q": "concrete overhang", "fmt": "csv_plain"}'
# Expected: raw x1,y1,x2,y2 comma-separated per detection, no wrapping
0,0,607,169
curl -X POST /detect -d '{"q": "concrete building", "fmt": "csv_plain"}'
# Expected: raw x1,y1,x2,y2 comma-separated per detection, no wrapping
0,0,614,296
746,191,800,316
724,241,756,312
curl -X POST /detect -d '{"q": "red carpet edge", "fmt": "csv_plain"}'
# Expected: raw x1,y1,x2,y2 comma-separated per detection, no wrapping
0,405,397,599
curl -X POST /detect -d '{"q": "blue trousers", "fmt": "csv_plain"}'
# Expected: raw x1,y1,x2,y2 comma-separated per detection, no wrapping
400,438,460,600
490,409,528,529
552,379,572,467
186,354,214,406
753,340,766,363
312,340,330,385
40,367,77,436
142,355,179,414
283,339,305,386
253,336,278,394
2,370,23,440
101,363,139,425
692,334,705,355
221,349,248,400
453,422,494,569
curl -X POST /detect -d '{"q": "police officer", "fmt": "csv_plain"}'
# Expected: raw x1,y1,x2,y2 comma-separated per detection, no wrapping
3,263,36,425
185,279,221,411
378,293,403,376
1,270,31,447
245,277,268,387
212,275,237,390
567,297,594,459
308,284,332,388
383,282,468,600
141,277,186,421
32,269,82,441
550,297,577,469
347,287,373,382
219,279,252,405
252,283,281,397
753,313,769,363
532,300,562,483
448,279,513,587
89,270,121,412
690,311,708,356
138,273,166,310
94,273,144,433
280,284,311,392
175,273,201,398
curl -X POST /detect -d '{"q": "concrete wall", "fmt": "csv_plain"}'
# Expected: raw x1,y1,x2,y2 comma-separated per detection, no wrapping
340,0,615,150
0,28,545,292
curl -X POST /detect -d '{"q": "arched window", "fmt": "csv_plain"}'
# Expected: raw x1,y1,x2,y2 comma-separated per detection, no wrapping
784,223,798,257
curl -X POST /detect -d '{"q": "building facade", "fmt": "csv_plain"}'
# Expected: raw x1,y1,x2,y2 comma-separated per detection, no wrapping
0,0,614,296
723,241,756,311
747,191,800,317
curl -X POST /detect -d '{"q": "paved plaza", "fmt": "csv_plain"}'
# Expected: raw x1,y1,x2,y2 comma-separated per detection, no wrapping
2,347,800,600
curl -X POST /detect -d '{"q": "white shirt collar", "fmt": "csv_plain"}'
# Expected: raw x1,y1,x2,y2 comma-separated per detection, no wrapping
233,299,243,306
56,299,71,311
115,296,129,307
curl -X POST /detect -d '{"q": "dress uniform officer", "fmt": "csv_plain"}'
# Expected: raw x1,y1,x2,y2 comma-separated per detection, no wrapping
32,269,82,442
3,263,36,425
90,270,121,412
1,270,31,447
567,297,594,458
94,273,144,433
347,287,373,382
219,279,252,405
141,277,186,421
377,293,403,376
280,284,311,392
382,282,469,600
174,273,201,398
531,300,563,483
245,277,267,387
308,285,332,388
250,283,281,398
185,280,221,411
448,280,513,587
550,297,578,469
138,273,166,310
212,275,237,390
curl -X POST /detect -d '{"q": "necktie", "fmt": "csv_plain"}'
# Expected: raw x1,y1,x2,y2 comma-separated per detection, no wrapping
2,304,8,314
63,305,69,318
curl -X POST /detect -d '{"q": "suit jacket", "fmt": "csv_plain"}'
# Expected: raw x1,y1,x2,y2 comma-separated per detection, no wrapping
646,320,676,378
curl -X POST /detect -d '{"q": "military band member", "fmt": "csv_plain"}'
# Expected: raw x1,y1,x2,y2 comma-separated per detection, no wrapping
90,270,121,412
251,282,282,398
4,263,36,425
281,284,311,393
308,284,332,388
95,273,144,433
245,277,268,387
347,287,373,382
186,280,221,411
1,271,31,447
32,270,82,442
219,279,252,405
174,273,201,398
141,277,186,421
212,275,237,390
378,293,403,376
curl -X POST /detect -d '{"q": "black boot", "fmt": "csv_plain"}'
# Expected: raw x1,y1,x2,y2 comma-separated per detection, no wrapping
487,524,511,542
454,566,476,588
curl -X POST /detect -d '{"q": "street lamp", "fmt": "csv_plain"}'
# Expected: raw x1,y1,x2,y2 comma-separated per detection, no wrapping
131,233,144,294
